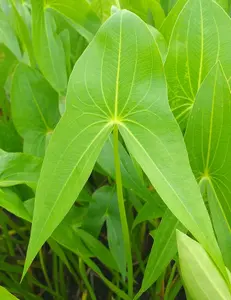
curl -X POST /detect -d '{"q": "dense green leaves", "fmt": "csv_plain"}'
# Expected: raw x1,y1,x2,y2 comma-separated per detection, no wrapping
45,0,101,41
11,63,60,157
24,8,223,286
177,231,231,300
1,0,231,298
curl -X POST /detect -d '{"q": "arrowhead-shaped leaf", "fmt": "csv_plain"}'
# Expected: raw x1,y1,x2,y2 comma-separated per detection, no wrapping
24,10,222,281
185,63,231,269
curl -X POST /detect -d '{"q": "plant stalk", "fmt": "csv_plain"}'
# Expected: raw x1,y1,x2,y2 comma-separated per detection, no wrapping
113,125,133,298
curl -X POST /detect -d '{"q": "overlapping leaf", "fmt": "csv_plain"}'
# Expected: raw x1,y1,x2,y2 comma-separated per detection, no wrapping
0,188,31,221
45,0,101,42
165,0,231,127
0,10,21,59
31,0,67,92
135,209,185,299
185,64,231,269
177,231,231,300
0,149,42,189
24,10,222,281
83,186,126,277
11,63,60,157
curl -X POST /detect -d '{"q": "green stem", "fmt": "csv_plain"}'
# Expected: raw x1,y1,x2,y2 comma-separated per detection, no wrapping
39,249,52,291
79,258,96,300
52,254,59,294
164,263,177,299
113,125,133,298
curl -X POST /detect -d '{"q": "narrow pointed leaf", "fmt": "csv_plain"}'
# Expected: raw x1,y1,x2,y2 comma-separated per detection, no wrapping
165,0,231,126
9,0,35,66
177,231,231,300
31,0,67,92
0,10,21,59
133,192,164,229
11,63,60,157
0,187,31,221
24,9,222,281
136,209,185,298
75,228,119,272
160,0,187,43
185,63,231,269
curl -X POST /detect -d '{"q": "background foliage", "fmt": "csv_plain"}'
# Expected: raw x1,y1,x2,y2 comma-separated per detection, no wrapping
1,0,231,299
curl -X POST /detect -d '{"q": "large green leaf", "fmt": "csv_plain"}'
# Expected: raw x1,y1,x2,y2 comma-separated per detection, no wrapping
31,0,67,92
177,231,231,300
165,0,231,127
45,0,101,42
0,286,18,300
11,63,60,157
24,10,222,279
185,63,231,269
0,149,42,188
